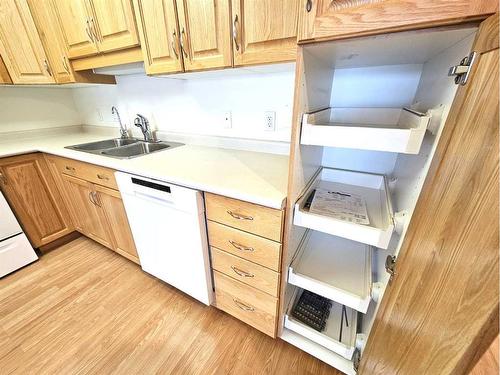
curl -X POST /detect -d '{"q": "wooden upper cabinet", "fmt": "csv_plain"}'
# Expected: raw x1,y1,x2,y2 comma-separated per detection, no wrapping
298,0,499,43
0,154,73,247
176,0,232,71
52,0,99,59
88,0,139,53
0,56,12,84
27,0,75,83
0,0,55,84
231,0,299,66
132,0,183,75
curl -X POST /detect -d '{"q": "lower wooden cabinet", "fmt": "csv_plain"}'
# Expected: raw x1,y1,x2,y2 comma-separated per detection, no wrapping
52,156,139,264
0,153,73,247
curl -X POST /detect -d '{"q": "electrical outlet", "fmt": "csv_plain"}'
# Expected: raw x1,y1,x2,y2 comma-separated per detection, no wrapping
223,111,232,129
264,111,276,131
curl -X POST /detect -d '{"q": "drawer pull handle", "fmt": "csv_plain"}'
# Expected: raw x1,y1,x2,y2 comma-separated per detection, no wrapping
227,210,253,221
65,166,75,172
97,173,109,180
233,298,255,312
231,266,254,278
229,240,254,252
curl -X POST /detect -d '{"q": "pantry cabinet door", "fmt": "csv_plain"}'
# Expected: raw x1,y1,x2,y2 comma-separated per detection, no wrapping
231,0,299,66
27,0,75,83
0,0,55,84
51,0,99,58
299,0,498,43
132,0,183,75
176,0,232,71
62,175,113,249
0,154,72,247
360,14,499,375
89,0,139,53
94,185,140,264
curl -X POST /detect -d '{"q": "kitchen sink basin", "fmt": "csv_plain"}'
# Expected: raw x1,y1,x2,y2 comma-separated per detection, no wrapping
67,138,139,151
101,141,172,158
65,138,183,159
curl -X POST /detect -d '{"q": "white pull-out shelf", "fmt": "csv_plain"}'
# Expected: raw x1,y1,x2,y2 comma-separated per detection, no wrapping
294,168,394,249
289,230,372,313
301,107,431,154
284,288,358,360
281,328,356,375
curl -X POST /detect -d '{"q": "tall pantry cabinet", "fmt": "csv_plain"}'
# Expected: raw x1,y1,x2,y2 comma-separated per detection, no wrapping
280,5,498,374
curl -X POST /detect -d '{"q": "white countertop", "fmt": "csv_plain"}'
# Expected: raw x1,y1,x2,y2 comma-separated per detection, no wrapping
0,131,289,209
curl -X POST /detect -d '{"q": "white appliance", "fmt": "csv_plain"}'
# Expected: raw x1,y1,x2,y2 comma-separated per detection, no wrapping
115,172,213,305
0,191,38,277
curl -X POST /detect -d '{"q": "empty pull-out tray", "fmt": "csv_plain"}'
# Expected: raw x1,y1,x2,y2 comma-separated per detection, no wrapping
289,230,372,313
284,288,358,360
301,107,431,154
294,167,394,249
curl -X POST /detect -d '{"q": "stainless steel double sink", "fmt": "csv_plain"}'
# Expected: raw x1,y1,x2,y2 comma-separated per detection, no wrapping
65,138,183,159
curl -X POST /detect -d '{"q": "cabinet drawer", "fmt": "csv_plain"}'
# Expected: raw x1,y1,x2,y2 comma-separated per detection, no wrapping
211,247,279,297
53,156,118,190
214,271,277,337
207,220,281,271
205,193,284,241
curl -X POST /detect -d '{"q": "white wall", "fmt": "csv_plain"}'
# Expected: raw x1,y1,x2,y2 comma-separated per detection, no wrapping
71,66,295,143
0,86,80,133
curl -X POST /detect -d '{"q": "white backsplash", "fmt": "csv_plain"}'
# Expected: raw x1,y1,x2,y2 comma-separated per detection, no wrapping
71,66,296,144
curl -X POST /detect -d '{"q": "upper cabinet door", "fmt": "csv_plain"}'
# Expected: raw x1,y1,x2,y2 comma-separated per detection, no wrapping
132,0,183,75
27,0,75,83
231,0,299,66
299,0,498,43
175,0,232,71
0,0,55,84
88,0,139,53
52,0,99,59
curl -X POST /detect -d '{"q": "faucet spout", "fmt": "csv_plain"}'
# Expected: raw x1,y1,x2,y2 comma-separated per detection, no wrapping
112,106,129,139
134,114,154,142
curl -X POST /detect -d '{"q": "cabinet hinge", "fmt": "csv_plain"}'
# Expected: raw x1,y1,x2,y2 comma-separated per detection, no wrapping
385,255,397,283
448,52,477,86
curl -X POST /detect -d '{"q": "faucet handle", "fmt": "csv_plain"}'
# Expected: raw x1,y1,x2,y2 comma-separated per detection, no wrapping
133,117,143,128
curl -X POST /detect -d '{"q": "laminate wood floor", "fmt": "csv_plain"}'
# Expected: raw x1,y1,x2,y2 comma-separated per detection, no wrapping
0,237,340,375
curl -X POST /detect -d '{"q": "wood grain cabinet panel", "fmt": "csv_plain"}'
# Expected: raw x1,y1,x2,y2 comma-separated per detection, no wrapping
132,0,183,75
89,0,139,53
298,0,498,43
0,0,55,84
51,0,99,59
62,174,114,249
214,271,278,337
0,154,72,247
175,0,232,71
95,185,140,264
231,0,299,66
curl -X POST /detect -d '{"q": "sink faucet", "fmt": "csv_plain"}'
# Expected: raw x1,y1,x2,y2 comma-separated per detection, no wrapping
134,114,154,142
111,106,129,139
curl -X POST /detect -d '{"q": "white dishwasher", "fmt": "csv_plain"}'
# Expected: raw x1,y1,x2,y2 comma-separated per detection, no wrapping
115,172,213,305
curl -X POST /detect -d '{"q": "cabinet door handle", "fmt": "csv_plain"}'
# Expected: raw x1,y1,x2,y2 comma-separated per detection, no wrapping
85,19,95,43
227,210,253,221
88,191,96,205
93,191,101,207
231,266,254,278
44,59,52,76
171,30,179,59
232,14,239,51
180,27,189,59
65,165,75,172
96,173,109,181
62,56,70,74
233,298,254,312
90,17,100,43
306,0,312,12
229,240,254,252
